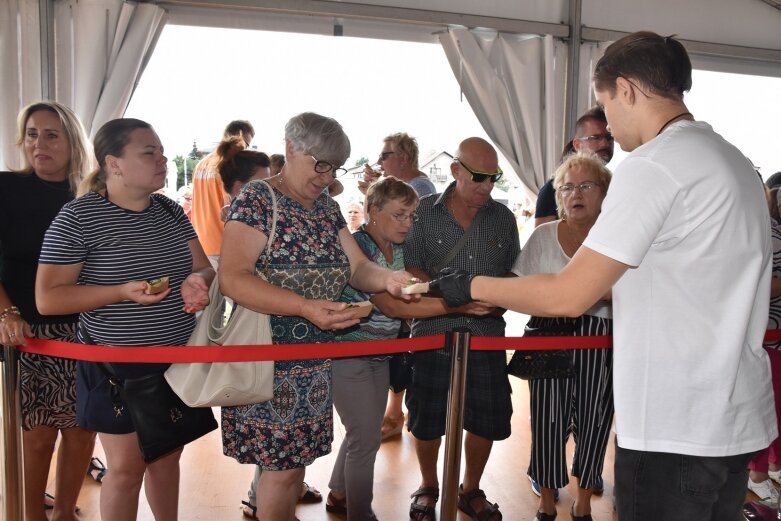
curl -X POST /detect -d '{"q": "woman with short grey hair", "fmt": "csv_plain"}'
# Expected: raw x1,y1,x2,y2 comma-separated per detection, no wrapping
220,112,415,521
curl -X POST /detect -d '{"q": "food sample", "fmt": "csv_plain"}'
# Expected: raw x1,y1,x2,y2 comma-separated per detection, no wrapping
401,277,429,295
144,276,170,295
345,300,373,318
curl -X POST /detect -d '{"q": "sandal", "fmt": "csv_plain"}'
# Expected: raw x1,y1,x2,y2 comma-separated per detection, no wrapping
241,501,300,521
457,485,502,521
570,505,592,521
325,491,347,516
43,493,81,513
409,486,439,521
87,456,107,483
381,415,404,440
299,481,323,503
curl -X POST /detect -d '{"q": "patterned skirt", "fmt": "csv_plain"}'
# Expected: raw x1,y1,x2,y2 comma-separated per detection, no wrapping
222,315,334,470
20,322,79,431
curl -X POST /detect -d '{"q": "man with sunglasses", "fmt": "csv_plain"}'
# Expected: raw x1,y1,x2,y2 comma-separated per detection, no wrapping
403,137,519,521
535,107,614,227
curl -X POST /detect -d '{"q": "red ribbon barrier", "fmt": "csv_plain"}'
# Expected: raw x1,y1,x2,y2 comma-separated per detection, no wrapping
14,329,781,364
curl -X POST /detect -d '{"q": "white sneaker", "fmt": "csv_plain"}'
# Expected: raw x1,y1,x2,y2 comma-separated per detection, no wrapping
748,478,780,507
769,469,781,485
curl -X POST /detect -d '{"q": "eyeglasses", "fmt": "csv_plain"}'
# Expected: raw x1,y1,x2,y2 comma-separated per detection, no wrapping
575,134,614,143
379,151,395,161
385,210,418,223
311,155,347,178
557,181,599,195
454,158,503,183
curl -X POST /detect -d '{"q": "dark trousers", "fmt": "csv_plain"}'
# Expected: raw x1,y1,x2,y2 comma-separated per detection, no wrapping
615,444,755,521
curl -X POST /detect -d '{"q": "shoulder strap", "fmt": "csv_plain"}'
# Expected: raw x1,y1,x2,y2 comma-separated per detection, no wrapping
432,208,488,274
257,180,277,274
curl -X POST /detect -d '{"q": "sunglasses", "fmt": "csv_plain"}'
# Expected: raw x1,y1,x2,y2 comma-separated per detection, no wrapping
454,158,503,183
379,151,395,161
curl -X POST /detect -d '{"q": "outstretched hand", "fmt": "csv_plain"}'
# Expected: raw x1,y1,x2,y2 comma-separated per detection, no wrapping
430,268,475,308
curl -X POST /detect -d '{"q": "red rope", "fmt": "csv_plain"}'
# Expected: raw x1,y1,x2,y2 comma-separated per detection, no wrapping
14,329,781,363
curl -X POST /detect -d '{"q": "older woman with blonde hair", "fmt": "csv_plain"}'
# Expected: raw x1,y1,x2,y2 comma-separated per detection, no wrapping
219,112,415,521
360,132,436,197
511,152,613,521
0,101,96,521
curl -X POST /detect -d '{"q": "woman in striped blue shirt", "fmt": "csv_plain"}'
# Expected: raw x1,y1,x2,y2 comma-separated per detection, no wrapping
37,118,214,521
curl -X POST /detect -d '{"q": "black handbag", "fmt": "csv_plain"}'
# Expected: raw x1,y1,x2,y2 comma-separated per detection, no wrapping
99,363,218,462
506,317,578,380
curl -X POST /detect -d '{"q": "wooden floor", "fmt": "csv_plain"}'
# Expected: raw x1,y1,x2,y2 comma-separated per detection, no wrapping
51,374,619,521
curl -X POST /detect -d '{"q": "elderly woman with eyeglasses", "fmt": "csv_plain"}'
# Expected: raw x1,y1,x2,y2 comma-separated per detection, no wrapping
513,152,613,521
219,112,416,521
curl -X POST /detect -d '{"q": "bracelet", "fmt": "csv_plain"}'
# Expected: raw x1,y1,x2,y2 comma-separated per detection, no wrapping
0,306,21,323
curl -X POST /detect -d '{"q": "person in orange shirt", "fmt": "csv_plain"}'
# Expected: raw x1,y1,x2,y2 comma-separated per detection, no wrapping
190,120,254,266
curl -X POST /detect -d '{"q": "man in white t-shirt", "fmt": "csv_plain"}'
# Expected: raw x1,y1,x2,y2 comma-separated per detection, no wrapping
433,31,776,521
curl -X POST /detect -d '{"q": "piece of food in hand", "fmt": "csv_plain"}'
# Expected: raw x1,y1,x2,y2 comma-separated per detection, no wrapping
401,277,429,295
344,300,373,319
144,276,170,295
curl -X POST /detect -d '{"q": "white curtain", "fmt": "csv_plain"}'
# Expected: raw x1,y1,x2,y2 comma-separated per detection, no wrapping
0,0,43,170
438,28,568,194
577,41,611,117
54,0,167,137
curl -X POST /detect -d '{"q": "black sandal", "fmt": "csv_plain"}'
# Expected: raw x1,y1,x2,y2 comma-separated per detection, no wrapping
87,456,107,483
457,485,502,521
409,486,439,521
241,500,258,520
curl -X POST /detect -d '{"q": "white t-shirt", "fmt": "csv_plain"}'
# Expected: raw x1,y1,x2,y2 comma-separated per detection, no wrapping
513,220,611,319
585,120,776,457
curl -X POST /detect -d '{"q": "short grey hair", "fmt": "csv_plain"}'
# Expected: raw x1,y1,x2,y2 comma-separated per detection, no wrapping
284,112,350,167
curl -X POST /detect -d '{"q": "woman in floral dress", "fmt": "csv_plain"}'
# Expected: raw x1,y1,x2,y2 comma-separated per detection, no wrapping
219,112,414,521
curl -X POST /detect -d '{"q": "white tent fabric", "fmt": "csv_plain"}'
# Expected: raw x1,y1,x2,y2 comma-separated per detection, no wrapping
0,0,166,171
53,0,167,138
438,28,568,194
0,0,43,170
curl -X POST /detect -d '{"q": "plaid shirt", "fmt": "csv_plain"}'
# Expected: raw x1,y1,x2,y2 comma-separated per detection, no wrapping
403,182,520,337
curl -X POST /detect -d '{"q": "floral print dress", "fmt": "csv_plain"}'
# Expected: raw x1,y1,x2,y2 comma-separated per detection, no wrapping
222,180,350,470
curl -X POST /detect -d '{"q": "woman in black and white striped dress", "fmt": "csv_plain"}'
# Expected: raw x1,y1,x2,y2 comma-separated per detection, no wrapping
512,152,613,521
36,118,214,521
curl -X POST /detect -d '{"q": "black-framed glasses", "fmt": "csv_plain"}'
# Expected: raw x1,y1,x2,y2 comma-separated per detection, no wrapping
575,133,614,143
557,181,599,196
379,151,395,161
454,158,503,183
311,155,347,178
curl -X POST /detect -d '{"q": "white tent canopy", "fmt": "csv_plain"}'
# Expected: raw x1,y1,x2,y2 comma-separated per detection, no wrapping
3,0,780,192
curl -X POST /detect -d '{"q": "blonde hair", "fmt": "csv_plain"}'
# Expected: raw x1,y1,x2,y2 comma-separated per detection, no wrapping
12,101,93,194
553,152,612,219
384,132,419,170
365,175,419,213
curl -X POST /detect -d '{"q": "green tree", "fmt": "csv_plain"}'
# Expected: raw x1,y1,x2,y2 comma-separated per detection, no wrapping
494,176,510,192
355,157,368,167
173,155,200,189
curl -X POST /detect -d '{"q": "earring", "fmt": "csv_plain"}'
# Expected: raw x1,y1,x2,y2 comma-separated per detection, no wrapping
372,220,377,226
113,171,121,177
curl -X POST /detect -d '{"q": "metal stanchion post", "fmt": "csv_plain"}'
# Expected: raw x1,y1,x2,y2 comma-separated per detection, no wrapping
1,346,25,521
440,328,470,521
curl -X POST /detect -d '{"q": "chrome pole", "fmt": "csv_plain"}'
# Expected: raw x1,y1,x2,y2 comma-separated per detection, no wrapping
440,328,470,521
1,346,25,521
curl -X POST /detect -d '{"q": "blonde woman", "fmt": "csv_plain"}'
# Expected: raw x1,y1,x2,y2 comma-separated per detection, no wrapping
0,101,95,521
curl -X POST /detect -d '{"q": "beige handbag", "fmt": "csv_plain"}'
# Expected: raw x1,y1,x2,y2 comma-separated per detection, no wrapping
165,181,277,407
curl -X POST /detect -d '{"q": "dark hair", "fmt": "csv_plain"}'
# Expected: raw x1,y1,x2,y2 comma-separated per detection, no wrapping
765,172,781,190
223,120,254,145
270,153,285,176
593,31,692,100
217,136,270,193
559,107,608,160
79,118,152,196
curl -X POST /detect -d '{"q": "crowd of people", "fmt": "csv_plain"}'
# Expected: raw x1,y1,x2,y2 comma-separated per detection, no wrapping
1,29,780,521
